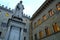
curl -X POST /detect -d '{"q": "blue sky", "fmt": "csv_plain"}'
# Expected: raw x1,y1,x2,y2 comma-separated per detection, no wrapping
0,0,45,17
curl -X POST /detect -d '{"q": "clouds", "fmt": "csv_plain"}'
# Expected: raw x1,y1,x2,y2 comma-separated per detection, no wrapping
0,0,45,17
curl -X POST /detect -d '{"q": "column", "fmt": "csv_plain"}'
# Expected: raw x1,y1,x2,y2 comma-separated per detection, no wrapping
20,28,24,40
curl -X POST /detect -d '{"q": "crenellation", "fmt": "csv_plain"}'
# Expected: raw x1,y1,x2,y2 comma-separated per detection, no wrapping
25,15,28,17
2,5,4,7
28,16,30,18
9,8,11,10
23,13,25,16
5,6,7,9
0,5,13,13
11,9,13,11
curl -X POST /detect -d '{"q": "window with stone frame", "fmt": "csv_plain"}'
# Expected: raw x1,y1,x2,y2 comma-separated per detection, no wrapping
45,27,51,36
43,15,47,20
37,19,42,26
49,9,54,16
56,2,60,10
39,31,43,39
53,23,60,32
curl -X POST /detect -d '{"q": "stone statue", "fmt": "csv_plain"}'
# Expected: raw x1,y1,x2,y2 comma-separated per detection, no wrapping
15,1,24,17
17,1,24,10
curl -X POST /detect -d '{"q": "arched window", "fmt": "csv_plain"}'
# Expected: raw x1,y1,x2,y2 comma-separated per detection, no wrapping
45,27,51,36
56,2,60,10
43,15,47,20
39,31,43,38
53,23,60,32
37,19,42,26
48,9,54,16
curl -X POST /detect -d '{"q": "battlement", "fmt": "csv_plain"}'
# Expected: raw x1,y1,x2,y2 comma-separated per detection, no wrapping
23,13,30,19
0,4,13,13
0,4,30,19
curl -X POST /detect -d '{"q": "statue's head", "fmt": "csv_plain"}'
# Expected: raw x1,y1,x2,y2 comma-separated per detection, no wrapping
20,1,22,4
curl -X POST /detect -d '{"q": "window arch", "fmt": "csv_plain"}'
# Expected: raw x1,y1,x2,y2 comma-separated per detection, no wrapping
42,15,47,20
53,23,60,32
56,2,60,10
39,31,43,38
37,19,42,26
48,9,54,16
45,27,51,36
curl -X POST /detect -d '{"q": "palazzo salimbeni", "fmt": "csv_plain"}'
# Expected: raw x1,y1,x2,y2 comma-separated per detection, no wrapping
0,0,60,40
